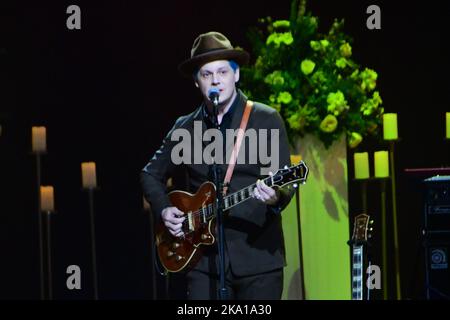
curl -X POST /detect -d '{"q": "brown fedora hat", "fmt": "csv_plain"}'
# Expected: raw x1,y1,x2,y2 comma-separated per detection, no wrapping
178,31,250,77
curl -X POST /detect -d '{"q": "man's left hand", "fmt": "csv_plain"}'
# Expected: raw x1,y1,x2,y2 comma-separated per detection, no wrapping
252,172,280,206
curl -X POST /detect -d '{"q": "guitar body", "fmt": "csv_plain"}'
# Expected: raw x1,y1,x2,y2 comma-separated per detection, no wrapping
156,182,217,273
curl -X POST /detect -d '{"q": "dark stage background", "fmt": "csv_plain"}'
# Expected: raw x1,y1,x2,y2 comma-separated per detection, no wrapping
1,0,449,299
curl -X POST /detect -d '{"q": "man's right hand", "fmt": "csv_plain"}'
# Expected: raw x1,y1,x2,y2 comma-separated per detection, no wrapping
161,206,185,238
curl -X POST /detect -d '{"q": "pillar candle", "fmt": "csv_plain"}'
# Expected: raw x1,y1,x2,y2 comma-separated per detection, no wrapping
81,162,97,188
446,112,450,139
383,113,398,140
354,152,369,179
374,151,389,178
32,126,47,152
40,186,54,212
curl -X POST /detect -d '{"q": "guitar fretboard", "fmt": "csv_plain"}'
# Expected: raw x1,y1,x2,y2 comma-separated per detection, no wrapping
224,176,274,211
352,245,364,300
199,176,274,222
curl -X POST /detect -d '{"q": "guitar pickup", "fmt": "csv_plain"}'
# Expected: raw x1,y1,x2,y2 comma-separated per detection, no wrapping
201,206,207,224
187,211,194,232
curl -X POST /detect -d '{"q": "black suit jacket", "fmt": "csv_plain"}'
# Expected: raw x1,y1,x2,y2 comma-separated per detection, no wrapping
141,91,293,276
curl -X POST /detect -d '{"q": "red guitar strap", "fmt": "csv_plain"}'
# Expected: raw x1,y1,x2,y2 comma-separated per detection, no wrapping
223,100,253,195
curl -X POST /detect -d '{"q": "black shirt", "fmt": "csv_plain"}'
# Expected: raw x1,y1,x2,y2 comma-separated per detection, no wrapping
202,93,238,134
202,93,240,183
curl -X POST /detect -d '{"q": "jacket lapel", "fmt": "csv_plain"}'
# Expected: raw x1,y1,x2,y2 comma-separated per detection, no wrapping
190,104,208,145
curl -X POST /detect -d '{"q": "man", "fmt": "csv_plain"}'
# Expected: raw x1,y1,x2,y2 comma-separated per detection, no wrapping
141,31,293,300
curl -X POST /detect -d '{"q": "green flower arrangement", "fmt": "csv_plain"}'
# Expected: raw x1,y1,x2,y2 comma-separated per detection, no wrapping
241,0,384,148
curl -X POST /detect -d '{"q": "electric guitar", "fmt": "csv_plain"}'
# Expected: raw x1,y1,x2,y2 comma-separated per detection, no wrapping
155,161,309,273
350,213,373,300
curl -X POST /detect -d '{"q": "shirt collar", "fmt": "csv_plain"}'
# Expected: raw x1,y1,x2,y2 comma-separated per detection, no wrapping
202,90,241,123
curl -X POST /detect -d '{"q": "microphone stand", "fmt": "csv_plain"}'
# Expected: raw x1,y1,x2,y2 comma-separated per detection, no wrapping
210,100,228,300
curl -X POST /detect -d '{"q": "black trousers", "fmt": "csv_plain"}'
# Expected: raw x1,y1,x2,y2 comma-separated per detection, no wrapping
186,266,283,300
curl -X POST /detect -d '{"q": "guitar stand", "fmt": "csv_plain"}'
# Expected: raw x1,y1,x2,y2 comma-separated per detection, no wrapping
364,241,376,300
366,254,373,300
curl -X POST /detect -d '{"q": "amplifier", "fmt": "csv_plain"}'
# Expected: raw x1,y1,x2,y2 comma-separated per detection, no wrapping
423,176,450,299
424,239,450,299
423,176,450,232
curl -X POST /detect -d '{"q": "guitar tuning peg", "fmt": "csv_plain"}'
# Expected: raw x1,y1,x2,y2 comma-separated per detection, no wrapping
369,227,373,232
368,234,372,239
293,183,298,189
284,165,288,169
369,220,374,225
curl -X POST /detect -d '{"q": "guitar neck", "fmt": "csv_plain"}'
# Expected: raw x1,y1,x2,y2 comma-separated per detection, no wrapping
351,244,364,300
201,176,274,221
223,176,274,211
199,161,308,221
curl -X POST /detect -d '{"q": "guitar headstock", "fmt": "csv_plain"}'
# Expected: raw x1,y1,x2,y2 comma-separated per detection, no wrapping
271,161,309,189
351,213,373,242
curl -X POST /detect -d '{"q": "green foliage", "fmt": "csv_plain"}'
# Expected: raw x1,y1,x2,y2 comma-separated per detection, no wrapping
241,0,384,148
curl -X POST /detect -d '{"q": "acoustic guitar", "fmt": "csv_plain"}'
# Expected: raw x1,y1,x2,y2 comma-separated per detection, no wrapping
155,161,309,273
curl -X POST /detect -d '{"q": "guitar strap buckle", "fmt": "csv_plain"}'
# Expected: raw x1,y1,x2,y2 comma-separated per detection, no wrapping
222,182,230,196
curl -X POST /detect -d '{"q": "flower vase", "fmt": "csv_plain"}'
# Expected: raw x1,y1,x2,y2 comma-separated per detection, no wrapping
284,133,351,300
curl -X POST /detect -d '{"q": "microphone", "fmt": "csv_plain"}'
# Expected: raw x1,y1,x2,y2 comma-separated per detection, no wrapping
208,88,220,106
